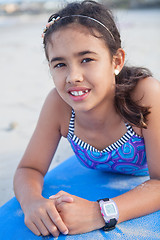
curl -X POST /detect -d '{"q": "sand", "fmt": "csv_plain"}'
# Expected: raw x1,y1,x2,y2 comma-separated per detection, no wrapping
0,8,160,206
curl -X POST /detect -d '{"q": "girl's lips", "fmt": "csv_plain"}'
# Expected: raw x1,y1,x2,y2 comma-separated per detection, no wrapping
67,88,91,101
67,87,90,92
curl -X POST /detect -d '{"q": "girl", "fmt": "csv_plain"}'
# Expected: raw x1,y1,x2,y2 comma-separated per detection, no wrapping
14,0,160,237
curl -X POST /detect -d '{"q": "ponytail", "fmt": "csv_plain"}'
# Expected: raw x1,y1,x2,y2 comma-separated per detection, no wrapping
115,66,152,128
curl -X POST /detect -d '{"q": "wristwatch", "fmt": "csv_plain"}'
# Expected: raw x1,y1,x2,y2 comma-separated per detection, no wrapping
97,198,119,231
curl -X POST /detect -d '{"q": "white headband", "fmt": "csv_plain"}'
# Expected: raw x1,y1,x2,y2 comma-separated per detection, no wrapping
43,14,115,42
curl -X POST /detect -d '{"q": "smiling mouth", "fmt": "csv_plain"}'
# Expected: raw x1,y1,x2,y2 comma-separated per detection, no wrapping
69,89,90,96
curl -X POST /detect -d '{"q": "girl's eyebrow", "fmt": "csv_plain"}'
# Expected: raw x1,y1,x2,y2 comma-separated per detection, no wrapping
50,57,64,63
50,50,97,63
77,50,98,56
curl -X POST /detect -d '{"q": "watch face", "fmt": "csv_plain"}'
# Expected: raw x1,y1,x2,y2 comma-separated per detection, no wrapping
104,203,117,216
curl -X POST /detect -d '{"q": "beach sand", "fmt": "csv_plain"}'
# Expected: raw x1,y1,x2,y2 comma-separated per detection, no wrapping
0,9,160,206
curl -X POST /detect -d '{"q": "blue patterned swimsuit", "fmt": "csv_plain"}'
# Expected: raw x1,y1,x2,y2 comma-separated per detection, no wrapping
67,110,149,176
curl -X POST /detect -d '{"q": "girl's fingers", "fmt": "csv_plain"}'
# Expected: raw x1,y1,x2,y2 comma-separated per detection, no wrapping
34,218,50,236
49,195,60,199
25,210,61,237
47,206,69,235
25,217,49,236
25,220,41,236
55,195,74,205
49,190,68,199
41,215,60,237
49,191,73,204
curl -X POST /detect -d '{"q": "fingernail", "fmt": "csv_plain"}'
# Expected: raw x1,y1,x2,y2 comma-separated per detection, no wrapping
49,195,57,199
49,196,54,199
63,230,68,235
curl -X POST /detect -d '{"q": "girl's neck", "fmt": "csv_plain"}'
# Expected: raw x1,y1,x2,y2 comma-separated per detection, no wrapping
74,102,121,131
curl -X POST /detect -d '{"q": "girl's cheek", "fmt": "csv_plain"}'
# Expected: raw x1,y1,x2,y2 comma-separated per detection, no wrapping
50,70,59,81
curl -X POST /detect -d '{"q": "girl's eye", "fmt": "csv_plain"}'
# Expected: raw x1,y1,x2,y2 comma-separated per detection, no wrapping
82,58,94,63
54,63,66,68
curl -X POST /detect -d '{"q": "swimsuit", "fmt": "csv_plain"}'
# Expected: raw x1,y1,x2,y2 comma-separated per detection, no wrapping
67,110,149,176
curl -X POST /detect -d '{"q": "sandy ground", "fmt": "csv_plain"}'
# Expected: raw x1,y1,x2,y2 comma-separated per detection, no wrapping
0,9,160,207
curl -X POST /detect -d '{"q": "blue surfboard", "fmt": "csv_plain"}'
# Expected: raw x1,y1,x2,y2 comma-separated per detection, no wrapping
0,155,159,239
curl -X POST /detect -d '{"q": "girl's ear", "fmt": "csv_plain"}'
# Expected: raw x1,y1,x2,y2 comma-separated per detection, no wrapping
113,48,125,74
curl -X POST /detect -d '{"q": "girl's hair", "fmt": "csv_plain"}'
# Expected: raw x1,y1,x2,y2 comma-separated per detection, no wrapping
43,0,152,129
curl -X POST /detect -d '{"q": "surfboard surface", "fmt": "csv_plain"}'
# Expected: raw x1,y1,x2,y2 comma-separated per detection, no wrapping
0,155,159,239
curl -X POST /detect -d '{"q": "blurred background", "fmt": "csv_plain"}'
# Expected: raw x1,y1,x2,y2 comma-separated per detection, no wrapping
0,0,160,206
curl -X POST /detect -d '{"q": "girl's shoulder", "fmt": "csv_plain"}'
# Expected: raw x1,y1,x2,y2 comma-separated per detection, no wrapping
133,77,160,179
132,76,160,107
43,88,72,137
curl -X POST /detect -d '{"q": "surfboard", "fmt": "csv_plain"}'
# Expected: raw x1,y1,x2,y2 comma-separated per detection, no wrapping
0,155,159,239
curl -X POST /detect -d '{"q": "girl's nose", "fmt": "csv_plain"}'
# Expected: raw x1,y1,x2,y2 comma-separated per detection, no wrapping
66,67,83,84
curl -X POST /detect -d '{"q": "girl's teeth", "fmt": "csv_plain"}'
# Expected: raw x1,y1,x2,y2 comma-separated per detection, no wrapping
70,90,89,96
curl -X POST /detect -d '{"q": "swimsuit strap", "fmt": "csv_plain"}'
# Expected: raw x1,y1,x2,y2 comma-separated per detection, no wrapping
67,109,75,140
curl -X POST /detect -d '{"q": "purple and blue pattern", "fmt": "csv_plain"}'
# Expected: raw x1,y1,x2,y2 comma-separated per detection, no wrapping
67,110,149,176
69,136,148,176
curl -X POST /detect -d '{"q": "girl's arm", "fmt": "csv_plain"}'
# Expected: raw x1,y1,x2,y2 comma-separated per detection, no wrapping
114,77,160,223
50,178,160,235
52,77,160,234
13,89,71,237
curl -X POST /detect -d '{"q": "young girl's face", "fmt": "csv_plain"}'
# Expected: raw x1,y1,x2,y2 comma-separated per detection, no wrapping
47,24,118,113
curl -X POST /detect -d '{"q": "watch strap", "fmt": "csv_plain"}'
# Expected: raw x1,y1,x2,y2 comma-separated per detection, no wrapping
97,198,109,203
102,218,117,231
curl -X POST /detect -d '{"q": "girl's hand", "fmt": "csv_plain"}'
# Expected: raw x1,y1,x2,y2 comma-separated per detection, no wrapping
50,191,105,235
22,195,71,237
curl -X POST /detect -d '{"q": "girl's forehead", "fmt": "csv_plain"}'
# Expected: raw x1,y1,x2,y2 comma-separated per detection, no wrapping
51,24,96,42
48,23,108,53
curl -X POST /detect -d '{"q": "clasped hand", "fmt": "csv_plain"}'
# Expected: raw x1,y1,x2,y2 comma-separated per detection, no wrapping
49,191,105,235
24,190,104,237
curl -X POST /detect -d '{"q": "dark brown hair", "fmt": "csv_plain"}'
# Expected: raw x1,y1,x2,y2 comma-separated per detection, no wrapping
43,0,152,128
